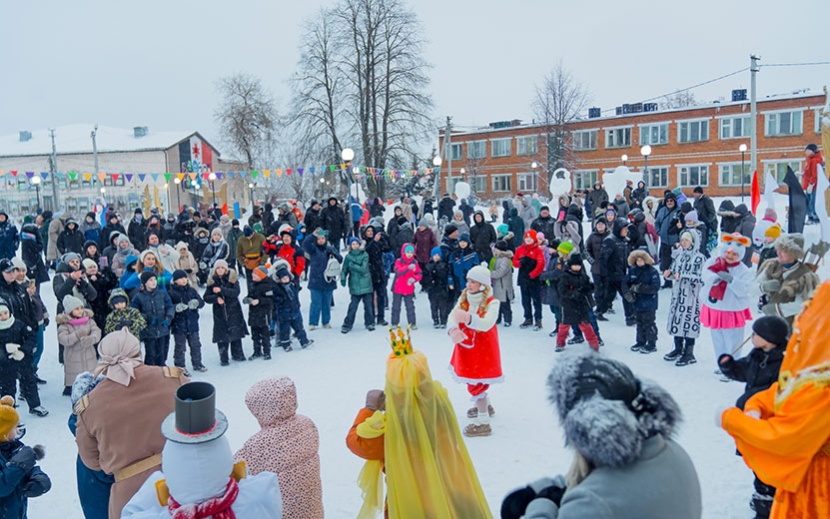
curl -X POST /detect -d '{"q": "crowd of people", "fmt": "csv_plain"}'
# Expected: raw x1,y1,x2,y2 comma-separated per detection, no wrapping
0,141,825,518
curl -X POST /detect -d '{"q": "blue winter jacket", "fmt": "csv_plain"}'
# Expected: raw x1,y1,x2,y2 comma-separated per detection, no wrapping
130,287,174,339
168,283,204,335
450,247,479,289
0,440,51,519
655,205,680,246
273,278,302,320
0,212,19,261
68,414,112,519
624,264,660,312
122,267,172,292
302,238,342,291
349,196,363,222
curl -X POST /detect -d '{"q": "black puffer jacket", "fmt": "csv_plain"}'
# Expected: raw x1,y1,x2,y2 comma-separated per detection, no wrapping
0,440,51,519
245,276,277,328
363,228,391,285
557,267,594,325
530,215,555,240
719,346,785,409
717,200,741,234
469,211,497,263
203,269,248,343
586,220,609,276
599,219,630,282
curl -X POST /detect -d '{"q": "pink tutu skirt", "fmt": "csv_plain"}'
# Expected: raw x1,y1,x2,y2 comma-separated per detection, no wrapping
700,305,752,329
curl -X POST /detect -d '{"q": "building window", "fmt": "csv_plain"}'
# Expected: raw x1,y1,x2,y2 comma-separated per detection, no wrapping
815,109,823,134
571,130,598,151
447,176,463,192
645,166,669,188
765,111,803,136
491,138,512,158
764,160,802,182
114,175,125,186
517,172,539,192
719,163,752,187
573,170,599,191
719,116,751,139
492,174,512,192
516,136,538,156
449,143,463,161
470,175,488,194
678,120,709,143
678,165,709,187
639,123,669,146
605,127,631,149
468,140,486,159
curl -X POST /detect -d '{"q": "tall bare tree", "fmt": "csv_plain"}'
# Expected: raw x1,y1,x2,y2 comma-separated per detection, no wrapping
289,0,434,199
532,61,592,179
214,74,278,170
662,90,698,109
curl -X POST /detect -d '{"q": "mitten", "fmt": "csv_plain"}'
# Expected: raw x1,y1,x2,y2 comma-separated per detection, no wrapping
162,319,170,328
407,278,415,286
242,297,253,304
760,279,781,293
175,303,188,313
448,327,466,344
452,309,470,325
10,446,35,473
716,271,733,283
250,299,259,306
199,262,207,270
6,344,24,361
185,269,193,274
365,389,385,411
151,317,158,325
188,299,200,309
500,486,537,519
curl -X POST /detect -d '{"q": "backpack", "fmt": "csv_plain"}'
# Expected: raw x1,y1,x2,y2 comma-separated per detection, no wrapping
324,253,341,282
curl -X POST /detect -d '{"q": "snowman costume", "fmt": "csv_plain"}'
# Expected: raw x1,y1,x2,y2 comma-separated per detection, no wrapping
700,233,754,363
122,382,282,519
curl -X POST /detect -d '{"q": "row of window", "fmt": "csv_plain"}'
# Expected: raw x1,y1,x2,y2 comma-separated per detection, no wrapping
448,160,802,194
450,109,818,159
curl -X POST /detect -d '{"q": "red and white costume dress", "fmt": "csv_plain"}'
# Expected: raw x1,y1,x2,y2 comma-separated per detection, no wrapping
447,291,503,400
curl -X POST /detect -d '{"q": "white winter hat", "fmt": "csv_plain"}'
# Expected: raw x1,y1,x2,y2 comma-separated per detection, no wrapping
63,295,85,314
466,264,491,287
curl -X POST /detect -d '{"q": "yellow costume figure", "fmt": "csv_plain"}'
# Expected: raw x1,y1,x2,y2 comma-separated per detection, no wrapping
722,281,830,518
354,327,493,519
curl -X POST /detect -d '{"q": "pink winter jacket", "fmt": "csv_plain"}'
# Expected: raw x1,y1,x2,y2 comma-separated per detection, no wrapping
234,377,324,519
392,244,422,296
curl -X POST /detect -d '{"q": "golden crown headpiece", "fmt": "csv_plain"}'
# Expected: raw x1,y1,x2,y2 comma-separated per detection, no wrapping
388,325,413,357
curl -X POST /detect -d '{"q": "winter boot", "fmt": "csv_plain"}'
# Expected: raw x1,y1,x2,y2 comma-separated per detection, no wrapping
630,343,643,352
29,406,49,417
533,320,542,331
567,335,585,345
519,319,532,329
218,344,230,366
676,340,697,367
463,414,492,437
640,342,657,354
664,337,684,361
467,404,495,419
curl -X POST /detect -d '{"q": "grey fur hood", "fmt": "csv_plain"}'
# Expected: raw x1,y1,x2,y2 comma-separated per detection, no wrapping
547,352,682,468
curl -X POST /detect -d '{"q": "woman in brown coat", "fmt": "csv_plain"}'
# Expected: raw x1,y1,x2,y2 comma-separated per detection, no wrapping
235,377,323,519
57,295,101,393
47,213,69,263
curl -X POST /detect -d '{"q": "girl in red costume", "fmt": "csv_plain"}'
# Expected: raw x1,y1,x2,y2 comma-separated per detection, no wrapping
447,264,503,438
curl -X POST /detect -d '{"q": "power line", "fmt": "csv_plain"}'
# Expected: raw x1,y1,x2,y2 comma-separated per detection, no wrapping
762,61,830,67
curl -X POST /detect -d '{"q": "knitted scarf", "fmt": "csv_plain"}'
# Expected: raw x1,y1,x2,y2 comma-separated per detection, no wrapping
168,477,239,519
707,256,740,302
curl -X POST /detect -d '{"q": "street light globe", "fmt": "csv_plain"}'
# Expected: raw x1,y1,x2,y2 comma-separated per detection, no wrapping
320,178,326,184
621,154,628,163
432,156,442,167
341,148,355,162
640,145,652,157
531,162,538,169
31,176,41,185
208,172,217,181
739,144,748,153
100,187,106,194
174,177,181,185
460,168,466,175
248,183,254,189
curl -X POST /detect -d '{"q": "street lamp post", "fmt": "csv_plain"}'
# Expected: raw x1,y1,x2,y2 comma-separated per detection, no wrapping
621,154,628,166
640,145,652,186
341,148,356,201
739,143,748,202
248,183,255,213
31,176,41,211
208,172,217,207
173,177,181,212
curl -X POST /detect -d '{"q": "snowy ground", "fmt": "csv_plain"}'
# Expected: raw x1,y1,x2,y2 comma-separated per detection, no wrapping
24,194,827,518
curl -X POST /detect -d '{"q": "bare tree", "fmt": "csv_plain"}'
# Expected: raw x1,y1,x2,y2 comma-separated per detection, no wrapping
214,74,278,170
532,61,592,180
290,0,434,199
662,90,698,109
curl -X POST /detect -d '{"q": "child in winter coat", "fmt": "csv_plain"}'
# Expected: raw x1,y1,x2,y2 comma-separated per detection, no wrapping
130,271,174,367
273,265,313,352
391,244,422,329
624,250,661,354
57,295,101,396
450,233,479,296
103,288,146,338
555,254,600,352
203,259,249,365
0,396,51,518
719,315,788,519
513,229,545,330
168,270,206,375
422,246,452,328
753,223,781,270
0,299,45,418
340,237,375,334
244,265,277,360
235,377,324,519
490,240,514,327
663,230,705,366
447,265,503,437
83,259,117,333
173,242,200,288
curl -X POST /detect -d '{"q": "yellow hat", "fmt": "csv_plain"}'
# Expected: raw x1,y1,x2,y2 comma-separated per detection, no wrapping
0,395,19,440
765,223,782,239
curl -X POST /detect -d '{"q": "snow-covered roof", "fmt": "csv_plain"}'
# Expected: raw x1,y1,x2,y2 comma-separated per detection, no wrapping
0,124,215,158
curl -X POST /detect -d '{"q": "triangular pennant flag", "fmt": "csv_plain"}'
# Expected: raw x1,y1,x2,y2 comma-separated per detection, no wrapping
164,173,171,182
251,170,259,179
330,165,336,172
202,172,210,181
40,172,49,180
309,167,315,174
151,174,160,183
97,173,106,183
25,172,35,179
125,173,134,183
189,173,197,181
227,171,235,179
55,173,64,181
239,170,247,178
214,172,221,180
83,173,92,182
286,168,292,176
275,169,282,177
111,173,119,183
138,174,147,182
10,170,18,177
177,173,185,182
263,169,271,178
68,172,77,181
340,163,346,170
750,170,760,215
297,168,304,176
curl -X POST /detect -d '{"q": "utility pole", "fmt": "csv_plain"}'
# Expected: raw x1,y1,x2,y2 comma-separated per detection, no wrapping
434,116,452,199
750,55,760,181
91,124,99,177
49,129,60,209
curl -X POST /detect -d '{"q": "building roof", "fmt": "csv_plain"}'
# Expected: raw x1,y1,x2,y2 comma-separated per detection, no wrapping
0,124,218,158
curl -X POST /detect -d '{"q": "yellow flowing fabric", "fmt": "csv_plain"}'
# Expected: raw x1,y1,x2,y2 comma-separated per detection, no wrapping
357,411,386,519
383,350,492,519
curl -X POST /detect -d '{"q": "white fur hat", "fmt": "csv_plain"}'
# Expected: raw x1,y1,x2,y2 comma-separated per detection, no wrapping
466,264,491,286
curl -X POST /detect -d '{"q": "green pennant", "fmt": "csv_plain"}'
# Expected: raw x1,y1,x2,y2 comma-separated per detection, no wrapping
251,170,259,179
164,173,171,182
329,165,336,172
69,171,77,181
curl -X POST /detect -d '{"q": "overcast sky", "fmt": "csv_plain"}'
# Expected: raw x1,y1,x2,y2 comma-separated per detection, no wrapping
2,0,827,155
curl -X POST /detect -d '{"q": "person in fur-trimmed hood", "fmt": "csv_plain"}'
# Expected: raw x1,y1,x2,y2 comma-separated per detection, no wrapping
203,259,248,366
57,295,101,395
625,250,661,354
104,289,146,338
502,353,702,519
756,233,820,326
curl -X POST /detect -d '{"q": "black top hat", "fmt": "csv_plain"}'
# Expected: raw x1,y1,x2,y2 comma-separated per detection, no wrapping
161,382,228,444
